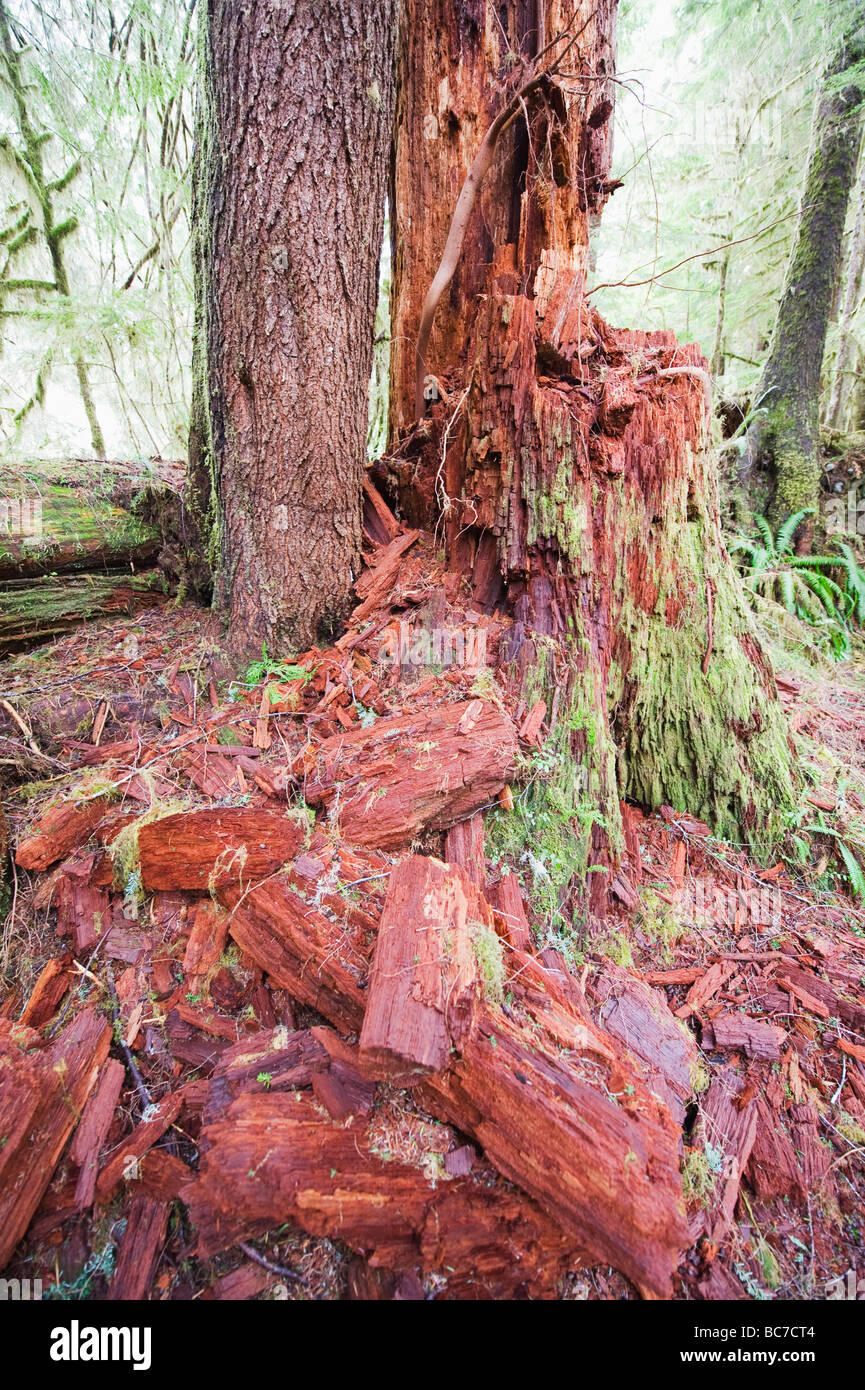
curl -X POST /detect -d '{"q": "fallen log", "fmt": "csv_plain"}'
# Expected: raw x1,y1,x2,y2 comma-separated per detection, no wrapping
304,699,518,849
0,570,167,655
221,859,689,1297
0,457,186,653
185,1082,577,1299
0,456,176,579
135,807,306,891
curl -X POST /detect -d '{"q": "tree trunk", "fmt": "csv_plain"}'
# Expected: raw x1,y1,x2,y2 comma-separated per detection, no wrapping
386,0,797,917
826,141,865,431
743,23,865,536
190,0,397,654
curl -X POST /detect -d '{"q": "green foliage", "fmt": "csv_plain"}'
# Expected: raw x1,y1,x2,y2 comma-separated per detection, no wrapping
470,921,505,1006
730,510,865,657
243,643,313,686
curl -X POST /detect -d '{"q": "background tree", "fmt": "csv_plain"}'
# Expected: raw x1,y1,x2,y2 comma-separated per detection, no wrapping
384,0,797,923
742,11,865,536
0,0,194,459
189,0,397,653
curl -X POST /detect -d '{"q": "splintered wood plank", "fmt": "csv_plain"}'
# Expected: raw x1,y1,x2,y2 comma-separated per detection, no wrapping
223,870,689,1298
182,900,230,988
444,814,485,887
95,1092,182,1204
359,856,482,1081
54,857,111,954
106,1194,169,1301
184,1090,576,1298
137,808,304,891
71,1058,125,1209
0,1008,110,1267
591,962,699,1126
703,1014,786,1062
225,881,368,1036
362,473,400,544
19,956,72,1029
351,529,420,622
693,1067,758,1244
485,872,532,951
744,1094,807,1206
15,796,110,872
305,701,518,849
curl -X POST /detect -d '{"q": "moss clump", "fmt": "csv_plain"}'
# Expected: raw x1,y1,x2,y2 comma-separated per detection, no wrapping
470,921,505,1006
681,1147,717,1207
637,888,684,965
613,496,798,861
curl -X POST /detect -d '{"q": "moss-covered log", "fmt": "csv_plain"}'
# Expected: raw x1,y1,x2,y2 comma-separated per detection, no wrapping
743,23,865,535
0,570,167,655
0,457,184,579
386,0,798,922
0,457,182,652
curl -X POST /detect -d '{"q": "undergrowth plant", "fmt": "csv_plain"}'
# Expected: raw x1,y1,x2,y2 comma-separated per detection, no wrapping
730,510,865,659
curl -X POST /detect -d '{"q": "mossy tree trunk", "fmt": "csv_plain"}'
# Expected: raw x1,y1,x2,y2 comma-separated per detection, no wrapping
387,0,798,923
189,0,397,655
826,141,865,431
743,21,865,539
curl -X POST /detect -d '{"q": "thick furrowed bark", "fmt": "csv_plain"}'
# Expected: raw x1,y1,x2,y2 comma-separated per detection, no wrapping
191,0,397,654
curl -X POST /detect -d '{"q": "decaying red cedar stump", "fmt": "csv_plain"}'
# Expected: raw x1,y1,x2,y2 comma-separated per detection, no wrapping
385,0,797,912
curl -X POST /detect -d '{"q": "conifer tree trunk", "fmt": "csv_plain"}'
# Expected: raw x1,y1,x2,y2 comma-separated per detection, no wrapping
387,0,797,916
826,142,865,432
190,0,397,653
744,21,865,536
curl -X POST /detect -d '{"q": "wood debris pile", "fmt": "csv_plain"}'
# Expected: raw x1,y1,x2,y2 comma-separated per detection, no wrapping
0,481,864,1300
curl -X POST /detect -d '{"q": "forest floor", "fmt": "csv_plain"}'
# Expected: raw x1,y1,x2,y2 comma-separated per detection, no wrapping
1,522,865,1301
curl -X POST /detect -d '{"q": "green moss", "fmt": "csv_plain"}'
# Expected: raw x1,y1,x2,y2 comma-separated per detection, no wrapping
470,921,505,1006
612,484,798,860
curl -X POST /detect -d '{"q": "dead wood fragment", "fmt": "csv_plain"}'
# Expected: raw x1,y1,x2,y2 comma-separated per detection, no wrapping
702,1014,786,1062
591,963,699,1126
359,855,483,1081
106,1194,169,1301
223,870,689,1298
0,1007,110,1268
184,1090,576,1299
15,796,110,872
70,1057,125,1209
444,813,485,886
137,808,304,891
485,872,532,951
304,700,518,849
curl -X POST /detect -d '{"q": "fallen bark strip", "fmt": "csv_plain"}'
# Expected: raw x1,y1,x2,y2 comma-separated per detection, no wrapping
221,863,689,1298
106,1194,169,1301
304,700,518,849
0,1008,111,1268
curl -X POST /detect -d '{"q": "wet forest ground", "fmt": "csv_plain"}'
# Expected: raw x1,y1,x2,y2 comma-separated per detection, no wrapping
1,528,865,1302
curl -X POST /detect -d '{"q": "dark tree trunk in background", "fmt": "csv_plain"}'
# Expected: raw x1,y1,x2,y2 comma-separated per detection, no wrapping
826,141,865,432
385,0,797,918
190,0,397,654
743,19,865,538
